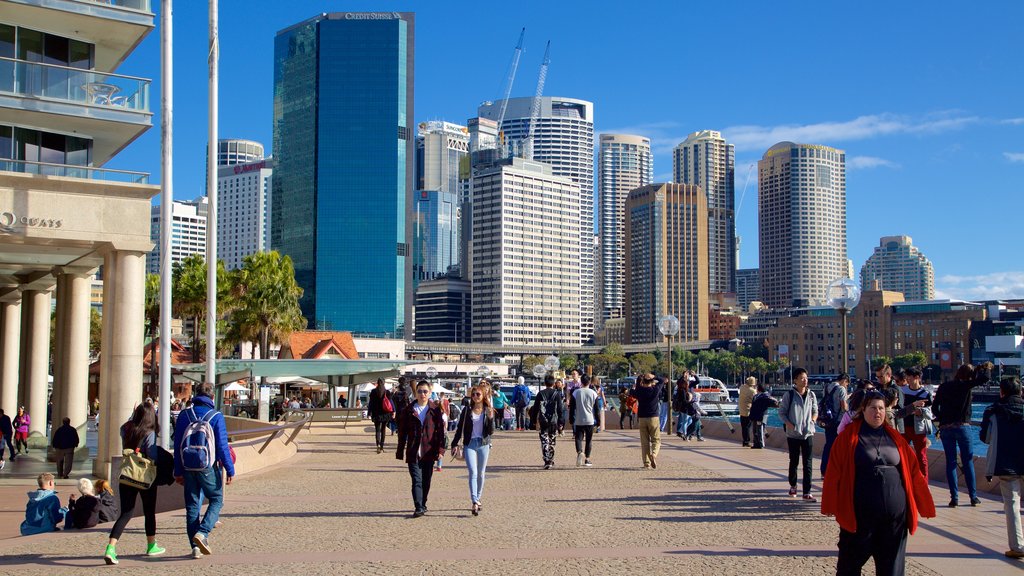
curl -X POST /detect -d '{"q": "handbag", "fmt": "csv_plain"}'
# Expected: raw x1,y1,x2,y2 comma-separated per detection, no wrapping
914,407,935,436
382,394,395,413
118,448,157,490
155,446,175,486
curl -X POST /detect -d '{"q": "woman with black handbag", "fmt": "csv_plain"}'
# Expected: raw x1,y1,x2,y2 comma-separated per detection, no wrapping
105,402,165,565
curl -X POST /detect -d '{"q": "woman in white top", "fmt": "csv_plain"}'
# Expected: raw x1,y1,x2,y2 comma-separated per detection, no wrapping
450,384,495,516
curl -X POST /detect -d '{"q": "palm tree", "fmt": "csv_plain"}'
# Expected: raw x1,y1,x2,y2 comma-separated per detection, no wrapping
144,273,160,395
172,255,234,363
232,251,304,360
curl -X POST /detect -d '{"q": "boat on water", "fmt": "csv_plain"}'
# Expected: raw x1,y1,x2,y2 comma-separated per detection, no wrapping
691,376,739,415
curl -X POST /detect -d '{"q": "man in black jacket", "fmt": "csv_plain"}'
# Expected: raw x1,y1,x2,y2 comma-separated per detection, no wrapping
51,417,79,479
980,378,1024,559
933,362,991,507
532,375,564,470
631,374,663,469
0,408,15,468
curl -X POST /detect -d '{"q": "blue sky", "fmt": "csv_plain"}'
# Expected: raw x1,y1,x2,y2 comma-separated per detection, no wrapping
110,1,1024,301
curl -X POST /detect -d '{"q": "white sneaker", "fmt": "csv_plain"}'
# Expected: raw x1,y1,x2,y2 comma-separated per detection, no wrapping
576,452,584,467
192,546,202,559
0,459,5,470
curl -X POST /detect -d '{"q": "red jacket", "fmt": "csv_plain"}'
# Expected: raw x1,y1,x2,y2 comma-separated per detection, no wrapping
395,401,446,464
821,419,936,534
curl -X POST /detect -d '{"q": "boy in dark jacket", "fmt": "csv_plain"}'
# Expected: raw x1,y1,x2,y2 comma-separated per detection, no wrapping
980,378,1024,559
749,383,780,449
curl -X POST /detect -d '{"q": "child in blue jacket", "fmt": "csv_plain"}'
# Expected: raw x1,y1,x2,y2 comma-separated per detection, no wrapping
21,473,67,535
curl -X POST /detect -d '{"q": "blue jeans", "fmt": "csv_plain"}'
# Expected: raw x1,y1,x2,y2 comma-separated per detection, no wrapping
184,467,224,544
821,424,839,476
659,403,668,432
464,437,490,505
940,425,977,501
675,413,690,435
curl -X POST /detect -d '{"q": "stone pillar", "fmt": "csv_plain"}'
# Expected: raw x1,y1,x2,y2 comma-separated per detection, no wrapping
54,271,91,460
20,289,52,449
0,300,21,417
94,252,117,478
49,274,67,461
95,251,144,480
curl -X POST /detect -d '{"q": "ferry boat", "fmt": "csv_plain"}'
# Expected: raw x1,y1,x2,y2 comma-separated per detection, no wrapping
692,376,739,415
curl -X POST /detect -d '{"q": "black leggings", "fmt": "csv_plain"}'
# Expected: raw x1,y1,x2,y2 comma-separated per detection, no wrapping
373,417,390,449
108,483,157,540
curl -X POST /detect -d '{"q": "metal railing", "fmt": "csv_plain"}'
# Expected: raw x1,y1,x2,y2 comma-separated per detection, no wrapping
0,57,150,112
77,0,151,12
0,158,149,183
228,412,312,455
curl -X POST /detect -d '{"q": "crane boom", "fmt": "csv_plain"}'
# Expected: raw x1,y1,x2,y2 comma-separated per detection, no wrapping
494,28,525,156
524,41,550,161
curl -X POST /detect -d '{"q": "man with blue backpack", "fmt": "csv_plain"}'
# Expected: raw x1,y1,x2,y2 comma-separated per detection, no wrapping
173,383,234,559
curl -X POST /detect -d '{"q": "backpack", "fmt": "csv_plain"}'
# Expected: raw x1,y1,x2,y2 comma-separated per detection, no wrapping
180,408,218,472
449,401,462,422
538,389,562,427
382,392,395,414
816,384,837,427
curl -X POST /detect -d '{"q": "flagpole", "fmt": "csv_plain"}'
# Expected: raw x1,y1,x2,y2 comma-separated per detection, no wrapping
205,0,219,401
158,0,173,448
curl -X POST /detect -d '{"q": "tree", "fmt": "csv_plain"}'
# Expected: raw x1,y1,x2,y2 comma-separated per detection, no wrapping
630,353,657,375
144,273,160,393
230,251,305,360
892,352,927,372
172,255,233,362
590,348,628,380
521,355,544,375
559,354,578,372
870,356,893,371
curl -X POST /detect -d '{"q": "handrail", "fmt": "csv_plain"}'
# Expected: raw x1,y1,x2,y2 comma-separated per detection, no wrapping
75,0,152,13
0,158,149,183
0,56,150,111
228,412,312,454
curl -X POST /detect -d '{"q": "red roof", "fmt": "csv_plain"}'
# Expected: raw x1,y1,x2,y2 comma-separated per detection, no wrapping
279,331,358,360
90,338,194,375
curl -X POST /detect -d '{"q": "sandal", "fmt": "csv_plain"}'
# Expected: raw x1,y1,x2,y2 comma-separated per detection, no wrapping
471,503,479,516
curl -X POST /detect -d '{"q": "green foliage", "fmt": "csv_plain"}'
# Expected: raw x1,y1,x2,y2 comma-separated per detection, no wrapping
230,251,305,359
630,353,657,375
559,354,579,372
171,255,233,362
521,355,544,374
891,352,927,372
870,356,893,370
590,348,628,380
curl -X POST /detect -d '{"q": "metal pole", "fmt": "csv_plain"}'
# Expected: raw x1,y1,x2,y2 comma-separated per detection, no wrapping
157,0,173,448
666,334,673,434
840,308,848,376
204,0,219,400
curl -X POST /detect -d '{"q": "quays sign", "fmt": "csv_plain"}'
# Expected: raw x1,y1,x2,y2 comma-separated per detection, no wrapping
0,211,63,234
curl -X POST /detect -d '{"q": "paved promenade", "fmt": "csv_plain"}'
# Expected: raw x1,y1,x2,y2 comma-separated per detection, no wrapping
0,424,1019,575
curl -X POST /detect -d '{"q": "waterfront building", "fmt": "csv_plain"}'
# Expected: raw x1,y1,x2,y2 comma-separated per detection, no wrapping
735,268,760,312
414,276,471,343
478,97,595,343
673,130,735,296
272,12,414,336
758,142,846,309
146,197,207,274
598,134,653,327
624,184,709,344
471,157,580,347
860,235,935,301
217,156,273,270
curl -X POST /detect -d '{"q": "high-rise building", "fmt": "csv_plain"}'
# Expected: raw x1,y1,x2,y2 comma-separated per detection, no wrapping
147,197,208,274
598,134,653,326
471,157,581,346
735,268,761,312
478,97,595,344
860,235,935,301
758,142,846,309
218,139,264,166
673,130,735,296
414,276,471,343
272,12,414,336
624,184,709,344
416,121,469,196
413,121,468,290
217,157,273,270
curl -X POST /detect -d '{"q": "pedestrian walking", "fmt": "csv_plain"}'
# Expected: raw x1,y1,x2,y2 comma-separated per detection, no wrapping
749,382,779,449
821,390,936,575
900,367,933,478
632,374,663,469
875,364,906,433
570,375,600,467
173,382,234,559
619,389,637,429
105,402,165,564
658,377,670,432
739,376,757,447
980,377,1024,559
819,374,850,477
450,384,495,516
673,374,693,439
368,378,394,453
0,408,16,469
933,362,991,507
555,379,569,436
686,391,707,441
51,416,80,479
531,374,564,469
593,377,607,433
491,384,510,431
391,377,411,434
512,376,533,431
779,367,818,501
13,406,29,454
396,380,446,517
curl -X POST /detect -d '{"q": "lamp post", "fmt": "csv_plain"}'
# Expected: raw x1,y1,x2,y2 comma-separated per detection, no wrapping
826,278,861,377
544,354,560,374
657,314,680,433
532,363,547,380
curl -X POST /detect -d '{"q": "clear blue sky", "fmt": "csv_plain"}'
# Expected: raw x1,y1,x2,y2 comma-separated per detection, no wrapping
110,1,1024,301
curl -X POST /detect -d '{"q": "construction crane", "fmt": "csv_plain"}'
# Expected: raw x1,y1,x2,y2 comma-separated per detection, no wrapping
494,28,525,157
523,41,551,161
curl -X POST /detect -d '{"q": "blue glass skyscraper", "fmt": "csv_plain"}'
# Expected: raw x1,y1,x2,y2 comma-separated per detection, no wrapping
272,12,414,336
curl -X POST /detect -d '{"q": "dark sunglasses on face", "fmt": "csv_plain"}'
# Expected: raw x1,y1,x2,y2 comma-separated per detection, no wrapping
417,389,430,395
472,392,482,397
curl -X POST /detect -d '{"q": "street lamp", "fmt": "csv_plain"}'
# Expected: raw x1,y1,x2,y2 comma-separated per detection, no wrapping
657,314,680,433
826,278,861,377
532,363,547,379
544,354,560,373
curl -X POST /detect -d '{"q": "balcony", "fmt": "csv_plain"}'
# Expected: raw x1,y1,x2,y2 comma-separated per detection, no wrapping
0,158,148,183
0,57,151,165
0,0,154,71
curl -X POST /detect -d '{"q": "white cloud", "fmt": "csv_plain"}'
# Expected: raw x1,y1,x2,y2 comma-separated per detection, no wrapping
847,156,900,170
1000,118,1024,125
934,271,1024,301
1003,152,1024,163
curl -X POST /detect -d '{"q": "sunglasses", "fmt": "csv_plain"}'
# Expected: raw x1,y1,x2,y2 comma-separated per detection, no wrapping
471,392,482,397
416,389,431,395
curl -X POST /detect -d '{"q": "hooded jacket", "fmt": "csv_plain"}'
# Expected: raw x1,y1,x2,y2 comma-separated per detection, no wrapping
20,489,66,536
980,394,1024,478
778,387,817,439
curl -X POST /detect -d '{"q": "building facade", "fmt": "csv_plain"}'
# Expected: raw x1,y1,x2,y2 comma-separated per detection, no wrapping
272,12,414,336
860,235,935,301
414,276,471,343
471,157,581,347
598,134,652,326
146,197,207,275
624,184,709,344
478,97,595,344
673,130,735,296
413,121,468,291
217,157,273,270
218,138,264,166
758,142,846,309
735,267,760,312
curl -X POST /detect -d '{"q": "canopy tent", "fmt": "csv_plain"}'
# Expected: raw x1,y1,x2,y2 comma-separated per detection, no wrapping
356,381,395,393
223,382,247,392
431,382,454,395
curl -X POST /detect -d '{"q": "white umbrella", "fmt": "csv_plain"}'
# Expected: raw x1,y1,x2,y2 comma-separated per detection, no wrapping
431,382,454,395
224,382,247,392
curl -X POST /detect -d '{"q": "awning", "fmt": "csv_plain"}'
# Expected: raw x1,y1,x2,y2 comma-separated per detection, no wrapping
175,359,414,386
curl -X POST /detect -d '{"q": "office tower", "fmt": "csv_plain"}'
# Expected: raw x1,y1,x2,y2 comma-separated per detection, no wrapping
414,276,471,343
272,12,414,336
147,197,208,274
218,139,264,166
478,97,595,344
624,184,709,344
860,236,935,301
413,121,468,290
217,156,273,270
598,134,653,326
735,268,761,312
758,142,846,309
673,130,735,296
471,157,581,346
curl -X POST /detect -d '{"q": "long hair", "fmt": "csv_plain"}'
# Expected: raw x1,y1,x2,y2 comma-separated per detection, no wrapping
954,364,974,382
470,384,493,410
123,402,158,450
93,479,114,495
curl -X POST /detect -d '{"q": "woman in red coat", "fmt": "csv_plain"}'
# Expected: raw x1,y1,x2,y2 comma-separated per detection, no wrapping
821,390,936,575
396,380,446,517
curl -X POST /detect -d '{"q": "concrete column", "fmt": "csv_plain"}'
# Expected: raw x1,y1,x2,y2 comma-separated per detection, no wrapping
49,274,67,460
20,289,52,449
94,251,117,478
55,271,91,460
0,300,21,416
95,251,144,480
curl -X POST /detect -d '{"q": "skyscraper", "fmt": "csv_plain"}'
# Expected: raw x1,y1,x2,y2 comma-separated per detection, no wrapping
860,236,935,301
735,268,761,312
758,142,846,309
147,197,207,275
624,184,709,344
217,156,273,270
471,157,581,346
413,121,468,288
598,134,653,326
272,12,414,336
218,139,264,166
673,130,735,296
478,97,595,344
